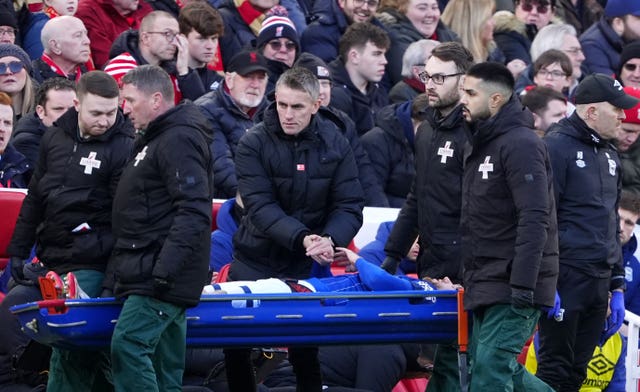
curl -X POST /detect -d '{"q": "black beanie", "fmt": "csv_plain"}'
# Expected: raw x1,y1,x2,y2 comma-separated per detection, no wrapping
619,41,640,76
294,52,332,81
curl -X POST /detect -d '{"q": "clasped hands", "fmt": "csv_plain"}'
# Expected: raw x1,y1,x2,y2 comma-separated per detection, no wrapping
303,234,335,266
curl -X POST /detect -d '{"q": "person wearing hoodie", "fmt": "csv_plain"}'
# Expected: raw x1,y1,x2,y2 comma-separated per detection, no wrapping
360,94,428,207
459,62,558,391
619,191,640,317
105,65,213,391
7,71,135,392
537,73,638,391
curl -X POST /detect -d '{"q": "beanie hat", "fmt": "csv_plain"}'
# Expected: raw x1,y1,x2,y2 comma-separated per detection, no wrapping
623,86,640,125
294,52,331,81
256,6,299,51
0,10,17,29
619,41,640,76
605,0,640,18
0,44,32,74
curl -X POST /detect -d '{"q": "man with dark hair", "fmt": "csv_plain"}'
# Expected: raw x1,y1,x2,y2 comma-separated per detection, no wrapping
521,86,568,136
329,22,390,135
176,1,224,98
377,41,473,391
7,70,135,391
459,62,558,390
12,77,76,167
106,64,212,391
537,73,640,391
620,191,640,316
226,67,364,392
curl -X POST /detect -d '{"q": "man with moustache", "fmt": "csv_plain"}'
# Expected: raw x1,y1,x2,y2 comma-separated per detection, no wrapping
459,62,558,390
195,50,269,199
31,16,94,84
537,73,639,391
380,41,473,391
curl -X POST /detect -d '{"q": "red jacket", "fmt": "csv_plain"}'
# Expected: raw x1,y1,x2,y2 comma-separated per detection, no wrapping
75,0,153,69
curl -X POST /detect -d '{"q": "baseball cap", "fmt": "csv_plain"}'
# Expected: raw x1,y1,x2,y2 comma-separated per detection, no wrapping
226,50,268,76
623,86,640,124
574,73,640,109
605,0,640,17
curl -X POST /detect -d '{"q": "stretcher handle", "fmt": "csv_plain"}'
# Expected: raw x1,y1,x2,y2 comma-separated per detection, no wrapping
457,288,468,353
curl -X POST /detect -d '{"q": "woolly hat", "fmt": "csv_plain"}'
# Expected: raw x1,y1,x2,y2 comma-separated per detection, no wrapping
294,52,331,81
605,0,640,17
0,43,32,74
256,6,299,51
619,41,640,75
0,10,17,29
623,86,640,125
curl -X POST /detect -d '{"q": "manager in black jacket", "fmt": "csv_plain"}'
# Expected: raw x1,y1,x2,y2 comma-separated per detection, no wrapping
106,65,213,391
537,74,639,391
7,71,135,392
227,67,364,392
460,62,558,391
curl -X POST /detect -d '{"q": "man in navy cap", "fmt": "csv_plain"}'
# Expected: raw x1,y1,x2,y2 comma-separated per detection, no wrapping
537,73,640,391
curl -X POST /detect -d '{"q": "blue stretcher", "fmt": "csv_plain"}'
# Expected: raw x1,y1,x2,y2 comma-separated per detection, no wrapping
11,290,461,350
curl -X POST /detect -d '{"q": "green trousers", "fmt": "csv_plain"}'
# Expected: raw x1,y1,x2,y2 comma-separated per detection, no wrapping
111,294,186,392
468,304,553,392
426,342,463,392
47,269,112,392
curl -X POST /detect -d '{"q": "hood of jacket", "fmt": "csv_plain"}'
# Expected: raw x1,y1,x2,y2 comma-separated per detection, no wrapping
109,29,143,61
471,94,535,146
547,112,614,149
142,102,212,145
54,107,134,143
624,234,638,261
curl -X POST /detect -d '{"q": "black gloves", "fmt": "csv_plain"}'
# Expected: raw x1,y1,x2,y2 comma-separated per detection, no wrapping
511,287,534,308
9,256,27,285
380,256,400,275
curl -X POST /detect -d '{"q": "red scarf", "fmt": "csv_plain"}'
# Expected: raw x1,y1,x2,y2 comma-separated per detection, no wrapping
44,6,59,18
234,0,265,36
41,53,94,83
403,77,426,93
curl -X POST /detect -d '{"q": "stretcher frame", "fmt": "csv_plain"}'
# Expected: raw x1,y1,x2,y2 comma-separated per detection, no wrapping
11,290,465,350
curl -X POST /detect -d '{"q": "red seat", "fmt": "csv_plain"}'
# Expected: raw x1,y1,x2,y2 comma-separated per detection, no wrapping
211,200,223,231
392,377,428,392
0,189,27,270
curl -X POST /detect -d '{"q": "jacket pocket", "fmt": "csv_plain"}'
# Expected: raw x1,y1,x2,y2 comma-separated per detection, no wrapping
111,238,160,284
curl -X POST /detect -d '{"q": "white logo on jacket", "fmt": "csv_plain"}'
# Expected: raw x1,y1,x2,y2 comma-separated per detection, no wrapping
134,146,148,167
437,141,454,164
79,152,101,174
605,152,616,176
478,156,493,179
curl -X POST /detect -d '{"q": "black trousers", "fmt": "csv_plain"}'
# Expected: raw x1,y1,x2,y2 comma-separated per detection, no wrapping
536,264,609,392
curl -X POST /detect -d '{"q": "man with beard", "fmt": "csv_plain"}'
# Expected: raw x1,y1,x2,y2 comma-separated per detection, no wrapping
580,0,640,75
379,41,473,391
459,62,558,390
195,50,269,199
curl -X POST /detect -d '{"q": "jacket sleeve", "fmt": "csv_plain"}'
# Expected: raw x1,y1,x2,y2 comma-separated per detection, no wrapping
506,135,553,290
346,123,389,207
151,129,213,281
384,176,419,261
360,127,393,207
235,130,311,251
604,334,626,392
355,258,413,291
177,69,207,102
6,131,52,258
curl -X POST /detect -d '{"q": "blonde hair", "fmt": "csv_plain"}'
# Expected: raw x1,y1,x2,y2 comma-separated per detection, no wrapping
441,0,495,63
11,75,36,118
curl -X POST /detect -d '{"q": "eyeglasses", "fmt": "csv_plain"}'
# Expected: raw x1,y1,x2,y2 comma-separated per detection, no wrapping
267,40,296,52
564,47,583,55
0,60,23,75
0,28,16,36
146,30,178,43
624,63,640,72
537,69,567,79
353,0,379,8
519,1,550,13
418,71,462,85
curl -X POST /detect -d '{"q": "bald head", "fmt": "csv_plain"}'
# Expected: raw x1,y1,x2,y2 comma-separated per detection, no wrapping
40,16,90,71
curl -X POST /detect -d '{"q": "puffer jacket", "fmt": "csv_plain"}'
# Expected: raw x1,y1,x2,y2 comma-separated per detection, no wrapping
232,103,364,279
461,96,558,310
105,103,213,307
580,17,625,75
8,108,135,273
